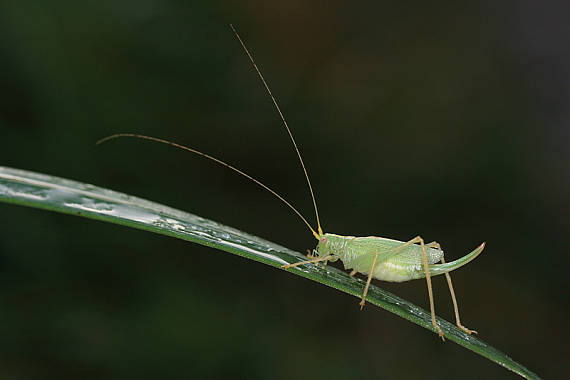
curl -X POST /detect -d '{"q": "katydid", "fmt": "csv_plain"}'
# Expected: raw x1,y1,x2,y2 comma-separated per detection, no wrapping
97,25,484,340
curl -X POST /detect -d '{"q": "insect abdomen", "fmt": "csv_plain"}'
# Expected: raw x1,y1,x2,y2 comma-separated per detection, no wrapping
372,261,424,282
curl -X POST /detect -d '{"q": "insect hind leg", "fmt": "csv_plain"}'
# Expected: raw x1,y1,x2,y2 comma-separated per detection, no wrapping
412,236,445,340
429,241,477,335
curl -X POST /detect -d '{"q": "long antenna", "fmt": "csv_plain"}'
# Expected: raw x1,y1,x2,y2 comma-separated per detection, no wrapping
229,24,323,237
96,133,321,240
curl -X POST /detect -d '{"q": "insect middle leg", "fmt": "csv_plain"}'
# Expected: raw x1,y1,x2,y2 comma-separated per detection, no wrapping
426,241,477,335
359,250,381,310
357,238,423,310
357,235,444,341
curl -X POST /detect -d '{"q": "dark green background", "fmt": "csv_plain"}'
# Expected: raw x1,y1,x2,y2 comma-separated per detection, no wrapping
0,1,567,379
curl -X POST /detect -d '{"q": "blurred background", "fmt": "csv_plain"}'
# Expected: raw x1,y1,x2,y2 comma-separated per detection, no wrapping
0,1,568,379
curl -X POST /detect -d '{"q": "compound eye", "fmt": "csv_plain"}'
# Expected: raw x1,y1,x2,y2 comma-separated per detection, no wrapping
320,237,326,243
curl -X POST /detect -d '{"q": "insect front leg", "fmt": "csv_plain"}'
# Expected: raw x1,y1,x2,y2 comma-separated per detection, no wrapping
427,241,477,335
281,254,334,269
305,249,328,268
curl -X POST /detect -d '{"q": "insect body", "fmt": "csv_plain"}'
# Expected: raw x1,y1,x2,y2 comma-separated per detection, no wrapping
285,232,484,339
315,234,482,283
98,25,484,340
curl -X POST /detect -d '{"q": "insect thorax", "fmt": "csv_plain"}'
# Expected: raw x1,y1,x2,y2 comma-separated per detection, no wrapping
315,233,353,263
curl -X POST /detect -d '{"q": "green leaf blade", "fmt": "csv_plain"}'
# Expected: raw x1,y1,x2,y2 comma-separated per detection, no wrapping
0,166,540,379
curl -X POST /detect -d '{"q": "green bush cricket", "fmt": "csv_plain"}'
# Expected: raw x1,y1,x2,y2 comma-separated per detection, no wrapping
98,25,485,341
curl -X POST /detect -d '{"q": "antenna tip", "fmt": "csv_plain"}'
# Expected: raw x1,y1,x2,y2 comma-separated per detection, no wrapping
95,135,116,146
96,133,130,146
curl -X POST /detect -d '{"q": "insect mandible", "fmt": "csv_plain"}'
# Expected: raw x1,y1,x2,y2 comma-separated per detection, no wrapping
97,25,485,340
